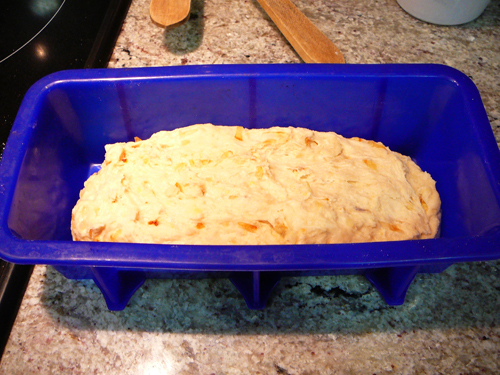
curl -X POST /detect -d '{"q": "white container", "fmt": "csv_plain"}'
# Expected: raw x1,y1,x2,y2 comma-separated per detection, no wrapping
397,0,490,25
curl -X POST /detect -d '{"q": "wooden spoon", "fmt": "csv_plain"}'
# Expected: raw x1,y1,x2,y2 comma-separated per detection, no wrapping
150,0,191,28
256,0,345,63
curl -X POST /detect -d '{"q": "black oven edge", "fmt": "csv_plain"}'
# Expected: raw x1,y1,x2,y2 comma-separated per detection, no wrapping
0,263,34,359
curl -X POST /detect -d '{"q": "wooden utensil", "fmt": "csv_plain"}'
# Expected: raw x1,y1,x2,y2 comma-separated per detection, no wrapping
150,0,191,27
256,0,345,63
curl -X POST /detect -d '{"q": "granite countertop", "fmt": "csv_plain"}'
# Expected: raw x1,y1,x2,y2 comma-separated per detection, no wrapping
1,0,500,374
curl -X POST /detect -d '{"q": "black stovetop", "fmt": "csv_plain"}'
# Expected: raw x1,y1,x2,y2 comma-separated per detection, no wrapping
0,0,132,358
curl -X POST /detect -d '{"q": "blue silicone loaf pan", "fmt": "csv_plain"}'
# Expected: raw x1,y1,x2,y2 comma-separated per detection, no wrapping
1,64,500,311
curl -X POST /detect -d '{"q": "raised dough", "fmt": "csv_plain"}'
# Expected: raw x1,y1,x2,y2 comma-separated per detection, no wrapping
71,124,441,245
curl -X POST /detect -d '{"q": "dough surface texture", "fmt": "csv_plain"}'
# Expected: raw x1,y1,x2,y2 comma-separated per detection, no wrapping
71,124,441,245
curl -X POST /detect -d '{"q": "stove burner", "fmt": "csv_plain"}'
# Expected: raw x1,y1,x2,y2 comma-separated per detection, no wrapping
0,0,65,63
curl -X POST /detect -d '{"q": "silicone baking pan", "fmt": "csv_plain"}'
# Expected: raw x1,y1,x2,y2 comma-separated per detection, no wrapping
1,64,500,310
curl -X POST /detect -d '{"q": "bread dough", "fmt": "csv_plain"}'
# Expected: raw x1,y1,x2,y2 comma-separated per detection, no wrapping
71,124,441,245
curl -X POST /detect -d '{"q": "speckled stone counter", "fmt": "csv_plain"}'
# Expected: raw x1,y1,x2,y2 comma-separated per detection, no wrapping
1,0,500,374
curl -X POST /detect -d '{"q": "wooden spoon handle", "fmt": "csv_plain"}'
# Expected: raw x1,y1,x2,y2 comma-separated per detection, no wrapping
255,0,344,63
150,0,191,27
